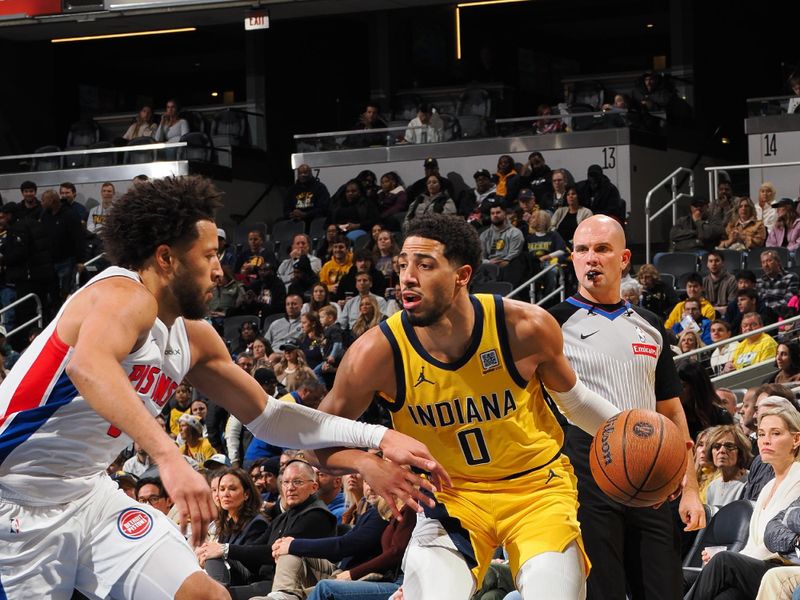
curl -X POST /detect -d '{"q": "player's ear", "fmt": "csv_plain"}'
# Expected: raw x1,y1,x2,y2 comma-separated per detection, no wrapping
154,244,174,271
455,264,472,289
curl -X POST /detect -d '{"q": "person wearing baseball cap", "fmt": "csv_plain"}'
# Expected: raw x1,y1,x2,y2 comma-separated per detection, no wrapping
216,227,236,268
669,195,725,252
766,197,800,251
406,157,454,202
178,413,216,465
462,169,499,228
203,454,232,472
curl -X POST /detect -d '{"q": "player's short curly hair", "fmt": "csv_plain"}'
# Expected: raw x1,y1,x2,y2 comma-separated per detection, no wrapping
404,214,482,274
102,175,223,269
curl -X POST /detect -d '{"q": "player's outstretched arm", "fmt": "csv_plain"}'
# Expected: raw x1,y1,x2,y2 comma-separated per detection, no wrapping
60,279,215,547
504,299,619,435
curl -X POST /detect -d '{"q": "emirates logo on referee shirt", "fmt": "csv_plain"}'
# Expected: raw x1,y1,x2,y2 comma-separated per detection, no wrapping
631,343,657,358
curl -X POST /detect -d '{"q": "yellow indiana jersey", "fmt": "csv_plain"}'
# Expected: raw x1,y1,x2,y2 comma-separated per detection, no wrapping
378,294,563,486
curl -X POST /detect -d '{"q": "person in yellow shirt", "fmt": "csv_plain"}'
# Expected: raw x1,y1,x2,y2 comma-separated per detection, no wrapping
726,312,778,372
178,414,216,465
664,272,716,329
168,381,194,437
317,234,353,294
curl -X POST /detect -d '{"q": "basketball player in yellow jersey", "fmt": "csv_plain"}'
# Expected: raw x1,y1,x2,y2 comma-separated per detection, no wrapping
314,214,621,600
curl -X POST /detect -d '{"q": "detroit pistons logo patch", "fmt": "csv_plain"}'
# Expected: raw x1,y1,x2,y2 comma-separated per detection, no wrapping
117,509,153,540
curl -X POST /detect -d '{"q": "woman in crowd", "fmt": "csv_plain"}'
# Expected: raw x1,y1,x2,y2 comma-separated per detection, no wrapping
695,427,718,503
350,296,382,341
756,182,778,232
178,413,216,463
767,198,800,252
636,263,678,321
403,175,456,228
377,171,407,219
122,105,157,141
687,405,800,600
704,425,752,512
196,468,269,586
250,336,273,370
341,472,368,525
298,312,325,370
331,179,379,241
767,342,800,384
720,197,767,250
533,103,565,135
315,223,339,263
676,330,707,365
373,230,400,280
153,98,189,143
362,223,384,255
232,320,260,357
710,320,739,377
273,342,310,389
303,283,341,318
677,361,733,439
190,399,209,437
550,184,592,247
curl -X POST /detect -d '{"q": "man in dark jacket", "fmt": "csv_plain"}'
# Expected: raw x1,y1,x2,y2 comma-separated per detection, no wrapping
284,164,330,225
18,180,42,221
40,189,86,301
405,158,454,202
0,203,29,332
15,189,57,322
577,164,625,222
669,197,725,252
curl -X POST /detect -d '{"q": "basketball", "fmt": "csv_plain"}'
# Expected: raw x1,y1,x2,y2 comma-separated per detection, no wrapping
589,409,687,508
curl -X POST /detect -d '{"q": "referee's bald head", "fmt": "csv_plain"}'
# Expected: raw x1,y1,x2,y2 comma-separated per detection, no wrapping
572,215,631,304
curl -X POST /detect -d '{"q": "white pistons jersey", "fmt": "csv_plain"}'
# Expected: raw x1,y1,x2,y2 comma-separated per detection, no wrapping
0,266,192,505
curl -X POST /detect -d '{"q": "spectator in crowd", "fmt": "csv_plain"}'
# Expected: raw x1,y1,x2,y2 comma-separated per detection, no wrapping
350,295,382,341
341,472,367,525
235,229,277,278
406,157,454,202
725,312,778,371
703,250,737,315
493,154,521,204
273,340,312,391
532,104,565,135
710,179,736,223
208,265,246,320
526,211,567,301
756,182,778,231
315,224,339,263
244,337,271,371
350,101,388,148
167,381,194,437
277,234,322,287
685,405,800,600
18,180,41,221
766,197,800,251
789,72,800,113
724,272,775,334
677,359,734,439
461,168,500,228
178,413,216,463
231,320,260,357
704,425,751,513
515,188,539,230
636,263,678,321
669,197,725,252
336,248,387,301
715,390,738,419
519,152,553,206
403,103,443,144
373,230,399,280
298,312,325,370
695,427,717,503
122,442,152,478
338,272,386,331
153,98,189,143
577,164,625,222
86,182,116,235
318,235,352,294
719,196,767,250
284,164,330,225
216,228,236,269
758,249,800,312
59,182,88,228
315,305,344,383
671,298,713,344
761,502,800,598
620,280,641,306
135,477,173,516
542,168,570,211
376,172,407,220
122,105,157,141
664,272,716,330
766,341,800,385
0,204,27,331
480,204,525,269
251,457,280,504
709,319,739,376
265,295,304,352
551,184,592,247
316,469,345,519
631,71,676,112
404,175,456,228
676,329,705,361
330,180,378,241
191,399,209,435
243,261,288,322
303,283,340,318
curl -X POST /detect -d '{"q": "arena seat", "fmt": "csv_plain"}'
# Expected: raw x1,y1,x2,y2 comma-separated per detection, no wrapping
32,145,62,171
211,109,248,147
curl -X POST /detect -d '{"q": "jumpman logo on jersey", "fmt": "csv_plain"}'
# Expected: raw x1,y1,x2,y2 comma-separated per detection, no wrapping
545,469,561,485
414,365,436,387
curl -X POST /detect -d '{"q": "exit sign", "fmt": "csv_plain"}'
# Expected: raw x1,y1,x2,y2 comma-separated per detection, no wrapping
245,10,268,30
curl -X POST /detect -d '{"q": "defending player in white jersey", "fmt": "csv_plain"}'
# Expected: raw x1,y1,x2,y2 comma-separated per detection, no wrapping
0,176,448,600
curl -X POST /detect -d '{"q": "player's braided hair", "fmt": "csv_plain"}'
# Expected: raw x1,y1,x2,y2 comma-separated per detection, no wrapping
404,213,482,274
102,175,223,270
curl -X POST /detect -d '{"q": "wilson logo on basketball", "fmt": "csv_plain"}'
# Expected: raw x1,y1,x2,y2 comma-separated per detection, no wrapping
631,343,657,358
632,422,655,438
600,413,619,466
117,509,153,540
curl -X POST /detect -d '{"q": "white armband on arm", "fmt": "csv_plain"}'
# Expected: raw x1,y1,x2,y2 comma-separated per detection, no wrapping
245,397,388,450
545,378,620,436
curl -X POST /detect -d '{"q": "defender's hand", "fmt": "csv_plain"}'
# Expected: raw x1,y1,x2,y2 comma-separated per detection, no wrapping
379,429,451,492
158,456,216,547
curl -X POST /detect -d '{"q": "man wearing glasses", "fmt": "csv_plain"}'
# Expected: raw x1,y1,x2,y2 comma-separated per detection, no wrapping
135,477,173,516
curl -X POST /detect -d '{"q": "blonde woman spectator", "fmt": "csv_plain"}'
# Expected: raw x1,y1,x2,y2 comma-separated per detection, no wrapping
373,230,400,279
756,182,778,231
719,197,767,250
695,427,718,503
767,198,800,252
676,329,705,359
704,425,752,513
122,105,157,140
273,341,310,389
350,295,382,340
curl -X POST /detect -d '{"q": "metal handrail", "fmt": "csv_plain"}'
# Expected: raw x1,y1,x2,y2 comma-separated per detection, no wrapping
0,142,187,161
644,167,695,264
495,110,628,125
294,124,437,141
505,262,560,300
705,161,800,207
0,293,43,339
75,253,107,290
673,313,800,363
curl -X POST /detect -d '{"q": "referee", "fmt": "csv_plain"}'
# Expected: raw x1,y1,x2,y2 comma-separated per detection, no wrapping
549,215,705,600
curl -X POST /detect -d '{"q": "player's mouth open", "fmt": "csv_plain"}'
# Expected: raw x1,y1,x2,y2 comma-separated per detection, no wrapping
402,291,423,310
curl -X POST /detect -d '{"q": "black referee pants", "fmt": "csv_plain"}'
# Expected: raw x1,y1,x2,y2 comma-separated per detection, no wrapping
563,425,682,600
684,551,777,600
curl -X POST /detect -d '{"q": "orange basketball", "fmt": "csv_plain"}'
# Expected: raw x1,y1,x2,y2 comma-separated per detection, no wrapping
589,409,687,508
